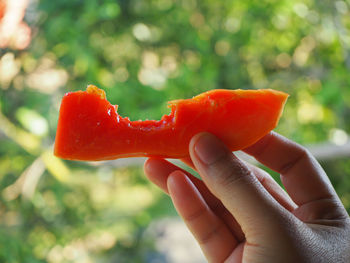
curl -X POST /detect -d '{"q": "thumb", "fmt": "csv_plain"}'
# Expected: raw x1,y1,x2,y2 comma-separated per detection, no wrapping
189,133,286,235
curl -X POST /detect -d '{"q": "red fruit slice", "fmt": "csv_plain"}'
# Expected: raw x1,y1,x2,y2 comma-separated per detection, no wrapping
54,85,288,161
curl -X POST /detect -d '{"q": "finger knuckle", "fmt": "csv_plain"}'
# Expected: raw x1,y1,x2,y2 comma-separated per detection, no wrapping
183,207,208,223
197,223,223,245
214,157,256,191
279,148,310,175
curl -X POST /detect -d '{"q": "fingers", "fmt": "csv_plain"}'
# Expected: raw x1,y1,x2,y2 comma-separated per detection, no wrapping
145,157,295,213
144,158,245,240
167,170,237,262
189,133,285,235
243,132,339,207
245,162,297,212
144,157,216,200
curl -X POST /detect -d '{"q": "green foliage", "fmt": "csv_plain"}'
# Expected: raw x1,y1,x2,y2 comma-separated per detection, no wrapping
0,0,350,261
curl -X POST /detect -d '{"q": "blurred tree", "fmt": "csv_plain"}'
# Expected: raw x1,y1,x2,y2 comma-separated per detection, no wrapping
0,0,350,262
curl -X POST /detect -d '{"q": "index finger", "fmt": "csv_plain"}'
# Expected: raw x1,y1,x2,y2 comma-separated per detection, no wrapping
243,132,337,207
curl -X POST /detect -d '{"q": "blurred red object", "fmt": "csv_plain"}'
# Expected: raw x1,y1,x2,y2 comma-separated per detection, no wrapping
0,0,31,50
0,1,5,19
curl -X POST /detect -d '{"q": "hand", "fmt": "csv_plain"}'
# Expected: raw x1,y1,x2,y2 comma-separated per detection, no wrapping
144,132,350,263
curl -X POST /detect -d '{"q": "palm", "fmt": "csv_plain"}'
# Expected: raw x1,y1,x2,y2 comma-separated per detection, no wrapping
144,132,350,262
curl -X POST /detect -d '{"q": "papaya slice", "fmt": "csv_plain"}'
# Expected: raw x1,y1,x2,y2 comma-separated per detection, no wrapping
54,85,288,161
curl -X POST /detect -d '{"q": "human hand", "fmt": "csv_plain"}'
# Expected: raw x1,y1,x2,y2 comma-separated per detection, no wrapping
144,132,350,262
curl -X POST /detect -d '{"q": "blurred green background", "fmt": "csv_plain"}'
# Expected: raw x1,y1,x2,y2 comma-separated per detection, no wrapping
0,0,350,262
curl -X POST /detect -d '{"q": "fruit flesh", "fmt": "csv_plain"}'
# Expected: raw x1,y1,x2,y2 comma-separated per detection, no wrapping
54,85,288,161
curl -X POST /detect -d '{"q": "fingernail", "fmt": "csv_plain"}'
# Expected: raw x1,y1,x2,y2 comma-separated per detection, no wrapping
193,133,227,165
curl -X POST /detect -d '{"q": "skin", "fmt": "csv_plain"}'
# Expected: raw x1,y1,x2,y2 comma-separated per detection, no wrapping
144,132,350,263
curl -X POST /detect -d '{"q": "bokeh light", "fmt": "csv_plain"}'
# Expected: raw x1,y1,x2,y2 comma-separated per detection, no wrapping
0,0,350,262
